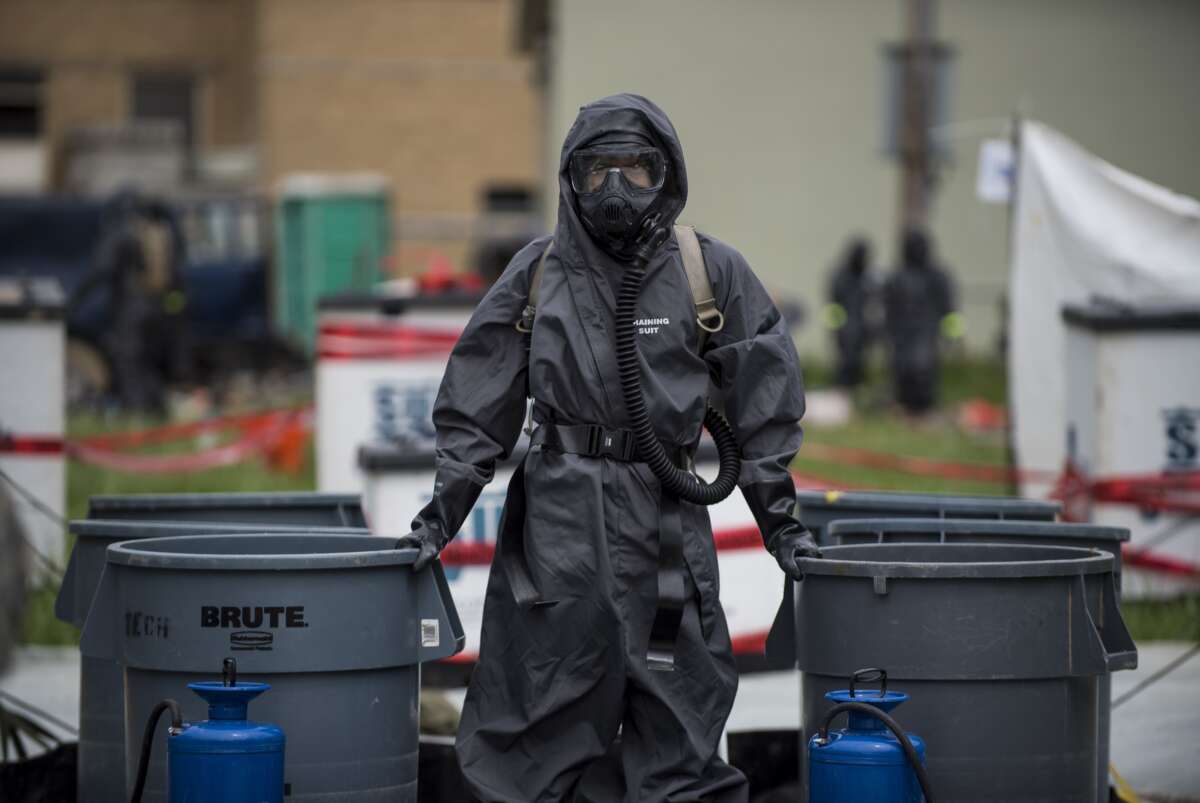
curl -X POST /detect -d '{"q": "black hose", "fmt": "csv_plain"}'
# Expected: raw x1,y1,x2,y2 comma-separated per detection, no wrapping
615,226,741,505
130,699,183,803
816,701,934,802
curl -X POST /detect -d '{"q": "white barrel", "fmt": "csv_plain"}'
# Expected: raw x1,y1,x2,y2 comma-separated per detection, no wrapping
314,289,481,493
0,278,65,577
1063,301,1200,598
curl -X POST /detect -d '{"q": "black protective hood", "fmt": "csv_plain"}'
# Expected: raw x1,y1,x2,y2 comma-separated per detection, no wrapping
901,228,932,270
556,93,688,269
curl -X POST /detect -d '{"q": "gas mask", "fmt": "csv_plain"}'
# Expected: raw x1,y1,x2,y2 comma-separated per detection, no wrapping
570,143,667,260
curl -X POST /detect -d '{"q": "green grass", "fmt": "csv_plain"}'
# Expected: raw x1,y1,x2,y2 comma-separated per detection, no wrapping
799,417,1009,495
1121,595,1200,642
796,355,1011,495
63,412,316,521
66,453,315,523
801,352,1010,407
939,354,1009,405
20,583,77,646
18,360,1197,645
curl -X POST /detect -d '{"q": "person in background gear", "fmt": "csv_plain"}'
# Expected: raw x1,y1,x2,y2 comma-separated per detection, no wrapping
398,94,816,803
883,228,956,414
826,236,877,388
73,192,190,413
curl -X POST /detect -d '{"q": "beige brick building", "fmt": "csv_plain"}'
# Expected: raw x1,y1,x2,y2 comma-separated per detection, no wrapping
0,0,540,273
0,0,255,179
256,0,541,272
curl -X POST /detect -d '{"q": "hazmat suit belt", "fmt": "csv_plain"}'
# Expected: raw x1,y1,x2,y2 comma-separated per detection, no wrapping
531,422,691,467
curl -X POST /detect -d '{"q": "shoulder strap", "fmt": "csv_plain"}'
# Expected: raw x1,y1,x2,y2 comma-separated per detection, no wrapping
673,225,724,351
516,241,553,333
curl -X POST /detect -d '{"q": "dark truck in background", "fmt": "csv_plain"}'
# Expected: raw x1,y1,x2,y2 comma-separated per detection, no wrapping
0,191,303,412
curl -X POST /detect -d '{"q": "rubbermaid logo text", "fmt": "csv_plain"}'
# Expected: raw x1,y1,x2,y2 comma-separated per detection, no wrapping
230,631,273,651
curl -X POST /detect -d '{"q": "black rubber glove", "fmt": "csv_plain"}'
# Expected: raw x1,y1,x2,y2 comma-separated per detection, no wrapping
767,528,821,582
404,466,487,572
396,524,448,572
742,480,820,580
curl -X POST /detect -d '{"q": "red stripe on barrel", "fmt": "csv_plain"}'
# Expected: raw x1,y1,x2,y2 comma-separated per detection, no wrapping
318,323,461,361
0,434,64,455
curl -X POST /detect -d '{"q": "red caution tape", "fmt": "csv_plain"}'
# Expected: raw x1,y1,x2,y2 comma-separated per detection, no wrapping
438,523,769,569
1122,546,1200,578
730,631,771,656
74,408,312,451
801,442,1058,486
1053,462,1200,577
441,629,776,664
437,540,495,568
1092,472,1200,515
1052,459,1094,523
436,473,851,568
1055,460,1200,518
67,409,311,474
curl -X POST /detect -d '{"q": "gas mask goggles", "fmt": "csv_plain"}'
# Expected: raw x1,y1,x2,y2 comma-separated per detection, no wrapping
570,145,667,259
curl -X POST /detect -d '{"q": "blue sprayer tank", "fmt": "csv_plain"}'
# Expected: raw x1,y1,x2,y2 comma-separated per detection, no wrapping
808,685,926,803
168,681,285,803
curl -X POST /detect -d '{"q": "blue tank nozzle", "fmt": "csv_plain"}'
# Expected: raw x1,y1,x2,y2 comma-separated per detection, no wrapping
824,689,909,731
188,681,271,721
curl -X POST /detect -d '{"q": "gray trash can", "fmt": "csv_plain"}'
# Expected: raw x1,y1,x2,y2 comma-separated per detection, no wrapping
86,491,368,527
828,518,1130,801
58,514,367,803
80,533,464,803
767,491,1061,666
796,542,1136,803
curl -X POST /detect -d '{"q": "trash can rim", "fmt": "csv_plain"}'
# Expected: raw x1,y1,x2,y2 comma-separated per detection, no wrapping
826,517,1130,542
87,492,362,510
105,533,416,571
69,519,370,538
799,543,1113,579
795,489,1061,514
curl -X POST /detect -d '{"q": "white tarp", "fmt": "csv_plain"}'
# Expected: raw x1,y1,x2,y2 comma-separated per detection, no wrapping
1009,121,1200,498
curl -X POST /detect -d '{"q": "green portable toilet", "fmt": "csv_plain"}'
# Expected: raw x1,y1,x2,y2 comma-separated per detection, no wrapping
274,173,391,352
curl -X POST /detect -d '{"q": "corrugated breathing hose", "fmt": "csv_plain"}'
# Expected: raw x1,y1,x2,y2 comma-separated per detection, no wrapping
815,701,934,802
615,224,741,505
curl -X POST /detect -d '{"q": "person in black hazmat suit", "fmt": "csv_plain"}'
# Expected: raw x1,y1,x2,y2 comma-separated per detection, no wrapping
883,228,955,414
827,236,876,388
399,94,818,803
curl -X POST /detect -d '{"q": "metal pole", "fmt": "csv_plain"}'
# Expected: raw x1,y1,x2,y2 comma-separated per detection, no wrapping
1003,113,1022,495
898,0,936,234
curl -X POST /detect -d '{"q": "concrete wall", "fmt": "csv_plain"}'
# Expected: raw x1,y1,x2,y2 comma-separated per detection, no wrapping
547,0,1200,354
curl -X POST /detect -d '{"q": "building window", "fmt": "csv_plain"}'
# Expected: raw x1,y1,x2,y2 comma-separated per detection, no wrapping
132,72,195,153
0,67,44,139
